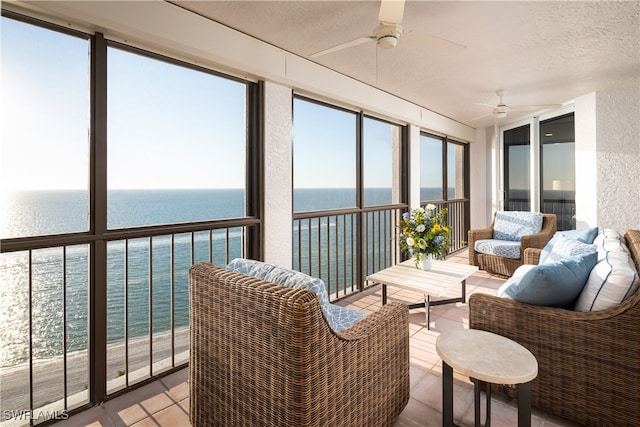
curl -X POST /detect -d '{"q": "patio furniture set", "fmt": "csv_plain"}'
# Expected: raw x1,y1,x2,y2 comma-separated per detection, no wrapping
188,211,640,427
470,227,640,427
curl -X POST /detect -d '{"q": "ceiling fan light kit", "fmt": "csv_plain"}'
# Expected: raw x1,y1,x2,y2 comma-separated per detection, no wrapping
378,35,398,49
374,23,403,49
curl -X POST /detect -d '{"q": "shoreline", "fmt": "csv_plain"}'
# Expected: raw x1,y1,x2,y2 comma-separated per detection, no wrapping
0,328,189,416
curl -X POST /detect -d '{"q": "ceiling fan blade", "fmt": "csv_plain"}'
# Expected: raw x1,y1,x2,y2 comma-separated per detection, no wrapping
425,33,467,50
470,112,494,121
510,104,563,112
475,102,497,108
309,36,375,58
404,30,466,53
378,0,405,24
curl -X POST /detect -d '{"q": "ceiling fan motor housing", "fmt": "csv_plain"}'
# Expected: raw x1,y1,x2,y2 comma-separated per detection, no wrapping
374,23,403,49
494,104,511,117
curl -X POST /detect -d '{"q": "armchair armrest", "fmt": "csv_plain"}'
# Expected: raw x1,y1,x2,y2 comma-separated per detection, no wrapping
333,302,410,424
467,227,494,266
523,247,542,265
339,302,408,339
468,227,494,241
520,232,552,251
520,213,557,252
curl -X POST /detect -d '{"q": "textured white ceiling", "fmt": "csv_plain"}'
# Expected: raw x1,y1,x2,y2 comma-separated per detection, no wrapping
173,1,639,128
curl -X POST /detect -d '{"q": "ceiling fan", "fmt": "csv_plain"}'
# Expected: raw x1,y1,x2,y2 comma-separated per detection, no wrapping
472,90,563,121
309,0,465,58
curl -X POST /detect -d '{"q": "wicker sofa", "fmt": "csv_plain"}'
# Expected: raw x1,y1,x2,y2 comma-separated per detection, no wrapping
468,212,557,277
189,262,410,427
469,229,640,427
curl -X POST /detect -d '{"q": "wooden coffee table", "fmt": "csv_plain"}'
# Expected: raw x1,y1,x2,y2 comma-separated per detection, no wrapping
366,260,478,329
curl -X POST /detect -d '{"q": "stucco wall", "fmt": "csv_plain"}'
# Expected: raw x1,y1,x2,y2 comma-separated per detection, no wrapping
576,87,640,231
595,87,640,230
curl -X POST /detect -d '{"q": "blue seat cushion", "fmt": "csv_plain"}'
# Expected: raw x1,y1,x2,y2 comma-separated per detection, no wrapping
493,211,543,242
474,239,521,259
226,258,365,332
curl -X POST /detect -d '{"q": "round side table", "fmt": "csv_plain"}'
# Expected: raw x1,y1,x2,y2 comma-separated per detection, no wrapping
436,329,538,427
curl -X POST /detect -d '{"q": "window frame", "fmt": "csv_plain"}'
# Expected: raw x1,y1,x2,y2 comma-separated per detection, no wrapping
0,12,263,411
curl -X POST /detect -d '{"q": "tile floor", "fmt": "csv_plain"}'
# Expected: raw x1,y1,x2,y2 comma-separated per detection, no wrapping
56,250,582,427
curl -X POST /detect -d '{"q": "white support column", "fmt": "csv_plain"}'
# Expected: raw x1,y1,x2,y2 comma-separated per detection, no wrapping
263,81,293,267
574,92,598,229
408,124,421,209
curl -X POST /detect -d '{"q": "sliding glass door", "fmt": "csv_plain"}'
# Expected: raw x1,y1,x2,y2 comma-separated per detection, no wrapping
500,111,576,230
541,113,576,230
503,124,531,211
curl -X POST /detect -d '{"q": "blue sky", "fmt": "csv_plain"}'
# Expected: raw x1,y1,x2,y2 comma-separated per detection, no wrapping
2,15,435,193
1,17,245,191
1,18,89,191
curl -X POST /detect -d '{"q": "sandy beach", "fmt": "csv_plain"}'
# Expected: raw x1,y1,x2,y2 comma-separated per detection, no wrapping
0,328,189,419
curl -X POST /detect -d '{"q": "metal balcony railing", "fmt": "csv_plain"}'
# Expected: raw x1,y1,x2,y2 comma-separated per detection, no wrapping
1,200,469,425
0,220,257,426
293,205,405,300
293,200,470,302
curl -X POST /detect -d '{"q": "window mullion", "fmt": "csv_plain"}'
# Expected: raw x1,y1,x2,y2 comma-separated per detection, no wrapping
89,31,108,405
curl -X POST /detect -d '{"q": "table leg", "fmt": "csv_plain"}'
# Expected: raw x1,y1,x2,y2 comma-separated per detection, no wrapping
382,284,387,305
472,379,492,427
517,381,532,427
474,379,481,426
442,361,457,427
425,294,430,330
461,279,467,304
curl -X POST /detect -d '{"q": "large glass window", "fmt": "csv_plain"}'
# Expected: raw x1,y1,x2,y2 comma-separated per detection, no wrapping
0,15,92,414
1,17,90,239
419,133,469,252
1,14,257,415
107,46,248,229
447,141,466,200
420,134,444,201
293,98,357,212
541,113,576,230
363,117,402,206
503,124,531,211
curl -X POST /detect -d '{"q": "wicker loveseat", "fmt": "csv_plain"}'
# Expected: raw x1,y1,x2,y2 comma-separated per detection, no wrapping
469,229,640,427
189,261,410,427
468,212,557,277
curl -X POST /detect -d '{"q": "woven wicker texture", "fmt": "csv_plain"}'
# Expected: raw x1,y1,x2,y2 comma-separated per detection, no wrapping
469,229,640,427
189,263,410,427
468,213,557,277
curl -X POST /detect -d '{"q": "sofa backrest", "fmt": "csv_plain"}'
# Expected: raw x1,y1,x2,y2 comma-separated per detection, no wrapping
574,229,640,311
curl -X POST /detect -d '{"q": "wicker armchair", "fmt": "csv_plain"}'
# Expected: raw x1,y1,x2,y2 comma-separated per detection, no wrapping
468,212,557,277
189,263,410,427
469,229,640,427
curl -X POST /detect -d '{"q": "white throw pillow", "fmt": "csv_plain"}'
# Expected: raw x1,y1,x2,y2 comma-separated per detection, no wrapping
593,229,625,260
574,234,640,312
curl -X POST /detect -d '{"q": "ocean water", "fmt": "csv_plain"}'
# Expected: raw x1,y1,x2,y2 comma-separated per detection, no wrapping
0,187,405,367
